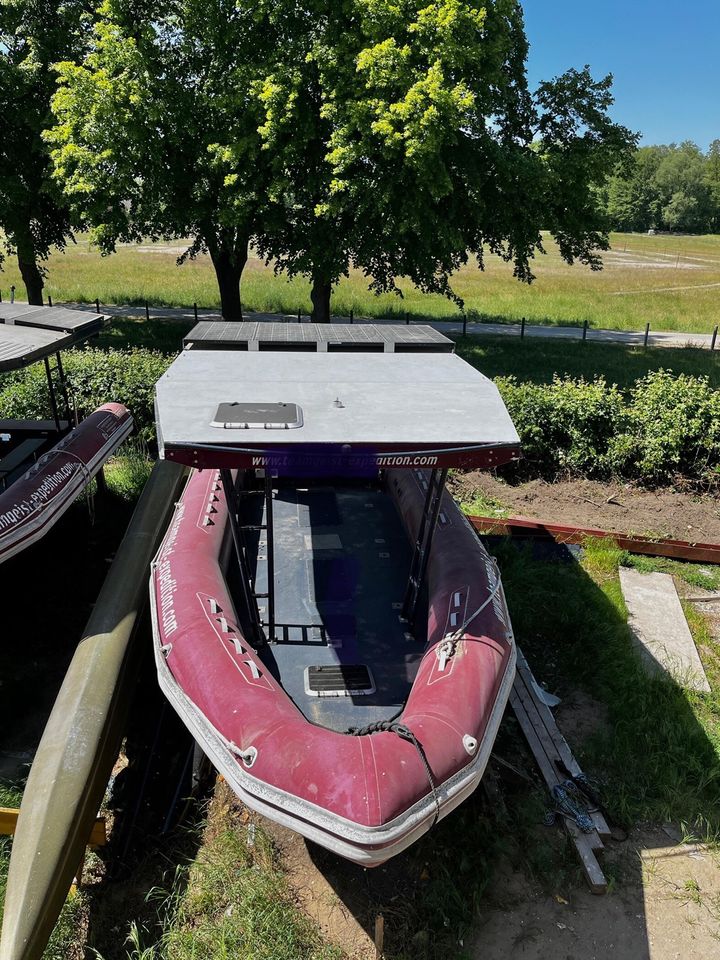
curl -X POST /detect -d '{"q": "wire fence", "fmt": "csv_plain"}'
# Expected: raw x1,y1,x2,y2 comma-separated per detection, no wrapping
1,282,718,351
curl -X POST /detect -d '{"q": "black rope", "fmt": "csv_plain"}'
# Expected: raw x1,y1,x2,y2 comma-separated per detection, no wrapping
347,720,441,826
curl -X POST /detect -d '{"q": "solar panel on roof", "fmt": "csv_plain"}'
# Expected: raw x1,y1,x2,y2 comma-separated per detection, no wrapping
0,303,103,335
0,304,104,371
183,321,454,353
0,324,72,372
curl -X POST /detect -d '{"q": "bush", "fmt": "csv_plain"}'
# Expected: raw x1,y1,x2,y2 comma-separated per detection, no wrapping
0,347,172,439
617,371,720,485
497,375,627,478
1,348,718,488
497,370,720,487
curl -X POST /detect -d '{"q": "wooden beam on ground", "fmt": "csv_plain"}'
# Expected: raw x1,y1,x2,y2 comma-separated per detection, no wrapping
0,808,106,847
469,515,720,565
510,647,608,895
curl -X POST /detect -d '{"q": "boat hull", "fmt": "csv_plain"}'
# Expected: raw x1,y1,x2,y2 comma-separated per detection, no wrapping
0,403,133,564
151,469,516,866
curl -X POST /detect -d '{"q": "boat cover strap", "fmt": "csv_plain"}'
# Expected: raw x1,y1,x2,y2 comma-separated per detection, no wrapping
346,720,440,827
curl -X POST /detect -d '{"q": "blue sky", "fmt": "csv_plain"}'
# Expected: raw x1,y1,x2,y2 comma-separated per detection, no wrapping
521,1,720,150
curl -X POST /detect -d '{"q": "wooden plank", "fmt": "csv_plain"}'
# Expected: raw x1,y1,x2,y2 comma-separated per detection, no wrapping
512,677,604,848
0,807,106,846
510,690,607,894
514,651,611,839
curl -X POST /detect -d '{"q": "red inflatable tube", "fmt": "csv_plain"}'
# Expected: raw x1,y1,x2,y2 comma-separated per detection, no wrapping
151,467,515,865
0,403,133,564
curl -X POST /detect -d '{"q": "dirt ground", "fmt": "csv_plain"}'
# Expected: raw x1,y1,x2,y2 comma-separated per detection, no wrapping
256,792,720,960
451,473,720,543
472,829,720,960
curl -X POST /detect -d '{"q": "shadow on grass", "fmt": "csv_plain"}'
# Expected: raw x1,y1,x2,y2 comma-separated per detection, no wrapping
454,335,720,388
81,636,206,960
294,537,720,959
95,317,193,353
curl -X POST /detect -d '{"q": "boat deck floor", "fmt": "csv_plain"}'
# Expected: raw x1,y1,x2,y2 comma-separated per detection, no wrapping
240,484,424,733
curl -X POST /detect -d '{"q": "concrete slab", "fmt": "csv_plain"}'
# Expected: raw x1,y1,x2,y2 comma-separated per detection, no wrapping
619,568,711,693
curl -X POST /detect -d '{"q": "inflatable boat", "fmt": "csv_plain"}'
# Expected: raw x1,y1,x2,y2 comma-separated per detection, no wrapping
0,402,132,563
0,304,133,563
150,322,521,865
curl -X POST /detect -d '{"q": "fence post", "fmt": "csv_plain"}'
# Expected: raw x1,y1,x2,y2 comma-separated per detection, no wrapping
520,316,525,339
462,312,467,337
0,290,3,302
582,319,588,342
145,301,150,322
350,308,354,324
95,298,100,314
194,302,198,323
405,311,410,326
711,326,718,352
48,294,53,307
644,322,650,348
298,308,302,323
10,285,15,304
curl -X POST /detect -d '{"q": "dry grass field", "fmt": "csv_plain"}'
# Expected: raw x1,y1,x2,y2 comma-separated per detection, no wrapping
2,232,719,334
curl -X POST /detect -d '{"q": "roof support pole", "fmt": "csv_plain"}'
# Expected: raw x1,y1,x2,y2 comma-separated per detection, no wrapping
220,468,265,647
263,470,276,642
43,356,61,433
54,352,75,426
401,467,448,628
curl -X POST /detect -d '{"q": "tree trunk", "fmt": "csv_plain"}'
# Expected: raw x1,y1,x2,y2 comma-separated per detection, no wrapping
15,231,44,305
310,276,332,323
210,245,247,320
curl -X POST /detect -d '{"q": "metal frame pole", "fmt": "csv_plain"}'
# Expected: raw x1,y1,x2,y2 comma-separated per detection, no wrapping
44,357,62,432
401,467,449,626
54,352,75,426
219,468,264,646
264,470,275,642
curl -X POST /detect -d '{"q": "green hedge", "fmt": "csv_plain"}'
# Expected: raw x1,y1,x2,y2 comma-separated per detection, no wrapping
497,371,720,486
1,348,718,486
0,347,172,439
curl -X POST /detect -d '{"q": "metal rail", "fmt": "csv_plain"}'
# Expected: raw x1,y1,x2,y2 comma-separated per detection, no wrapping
468,514,720,565
219,469,265,646
401,467,449,626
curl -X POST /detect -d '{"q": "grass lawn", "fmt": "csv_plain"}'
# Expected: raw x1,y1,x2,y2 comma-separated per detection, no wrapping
2,231,720,335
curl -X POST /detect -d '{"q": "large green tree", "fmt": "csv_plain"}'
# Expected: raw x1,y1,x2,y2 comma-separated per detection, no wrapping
48,0,276,318
0,0,85,304
50,0,637,321
255,2,637,320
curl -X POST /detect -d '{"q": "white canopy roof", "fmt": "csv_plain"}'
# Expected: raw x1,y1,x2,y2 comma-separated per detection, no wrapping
155,346,520,471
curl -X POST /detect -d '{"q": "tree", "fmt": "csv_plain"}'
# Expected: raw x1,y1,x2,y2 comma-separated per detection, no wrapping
50,0,637,321
255,2,637,320
606,145,668,231
705,140,720,232
653,141,712,232
0,0,84,304
48,0,277,319
607,141,720,235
